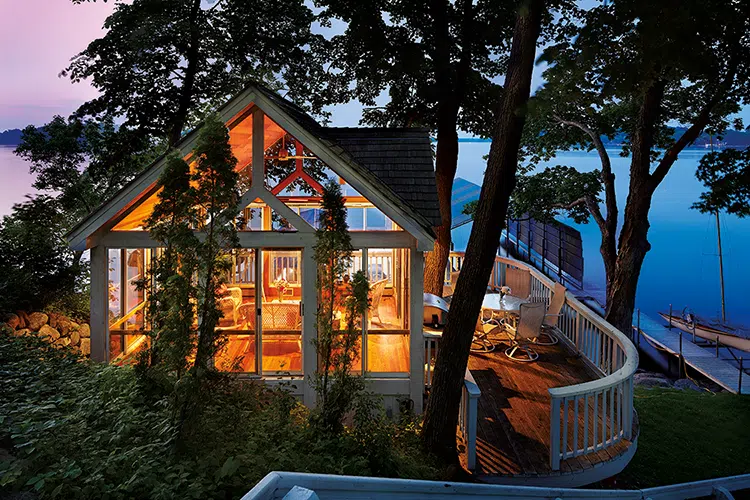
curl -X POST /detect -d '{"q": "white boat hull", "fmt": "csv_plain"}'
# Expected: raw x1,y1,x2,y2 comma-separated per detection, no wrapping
658,313,750,352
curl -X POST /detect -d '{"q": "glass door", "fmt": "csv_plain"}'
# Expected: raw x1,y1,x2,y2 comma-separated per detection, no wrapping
259,249,303,375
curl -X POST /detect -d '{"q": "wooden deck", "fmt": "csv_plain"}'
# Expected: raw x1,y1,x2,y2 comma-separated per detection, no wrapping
465,342,634,480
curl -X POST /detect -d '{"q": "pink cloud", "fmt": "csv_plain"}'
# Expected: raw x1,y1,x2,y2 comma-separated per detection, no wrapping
0,0,115,129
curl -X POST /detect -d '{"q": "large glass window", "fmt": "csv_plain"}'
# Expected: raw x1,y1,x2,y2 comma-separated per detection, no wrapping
108,248,152,364
366,248,410,374
216,249,303,376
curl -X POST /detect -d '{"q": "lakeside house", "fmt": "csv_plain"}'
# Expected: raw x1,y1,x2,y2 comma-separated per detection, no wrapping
67,84,639,486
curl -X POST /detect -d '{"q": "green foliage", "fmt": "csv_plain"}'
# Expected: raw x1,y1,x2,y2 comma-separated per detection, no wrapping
512,166,602,224
312,181,371,433
693,147,750,217
0,196,84,313
65,0,333,143
0,328,437,499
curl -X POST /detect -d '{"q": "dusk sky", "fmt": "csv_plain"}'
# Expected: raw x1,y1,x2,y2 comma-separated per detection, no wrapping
0,1,115,130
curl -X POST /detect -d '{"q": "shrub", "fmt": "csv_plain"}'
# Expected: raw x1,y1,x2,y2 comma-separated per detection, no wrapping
0,329,437,499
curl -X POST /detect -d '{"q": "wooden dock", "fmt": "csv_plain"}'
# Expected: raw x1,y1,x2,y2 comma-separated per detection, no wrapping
635,314,749,395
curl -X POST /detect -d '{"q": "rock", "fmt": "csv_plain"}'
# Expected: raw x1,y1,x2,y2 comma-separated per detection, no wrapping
54,337,71,347
78,324,90,338
69,329,80,346
27,312,49,331
38,324,60,342
15,311,29,329
5,314,21,330
56,319,75,336
79,338,91,356
48,312,62,329
674,378,702,391
13,328,31,337
634,374,673,388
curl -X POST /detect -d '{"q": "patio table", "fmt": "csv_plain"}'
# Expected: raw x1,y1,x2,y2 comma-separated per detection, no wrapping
481,293,529,325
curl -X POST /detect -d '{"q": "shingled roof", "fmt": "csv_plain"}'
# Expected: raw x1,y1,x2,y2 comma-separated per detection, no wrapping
255,84,440,228
326,128,440,227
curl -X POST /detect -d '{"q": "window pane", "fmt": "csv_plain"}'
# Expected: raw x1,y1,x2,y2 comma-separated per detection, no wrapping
367,334,409,373
261,249,302,375
347,208,364,230
216,334,256,373
366,208,391,230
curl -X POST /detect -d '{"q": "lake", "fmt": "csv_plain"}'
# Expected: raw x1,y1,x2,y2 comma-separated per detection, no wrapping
453,142,750,327
2,143,749,326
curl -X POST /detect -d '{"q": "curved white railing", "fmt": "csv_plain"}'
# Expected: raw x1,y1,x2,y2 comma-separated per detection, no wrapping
444,252,639,471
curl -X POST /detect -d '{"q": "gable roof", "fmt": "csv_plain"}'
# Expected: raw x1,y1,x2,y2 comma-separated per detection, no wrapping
254,85,439,227
66,83,439,250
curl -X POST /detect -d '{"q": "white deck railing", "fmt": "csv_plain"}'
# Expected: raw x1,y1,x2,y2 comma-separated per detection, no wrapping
458,369,480,470
442,252,639,471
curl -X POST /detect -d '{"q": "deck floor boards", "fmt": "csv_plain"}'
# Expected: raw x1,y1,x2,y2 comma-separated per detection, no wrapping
467,341,634,478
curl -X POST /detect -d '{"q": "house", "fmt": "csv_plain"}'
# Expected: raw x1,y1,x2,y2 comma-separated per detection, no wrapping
66,83,440,413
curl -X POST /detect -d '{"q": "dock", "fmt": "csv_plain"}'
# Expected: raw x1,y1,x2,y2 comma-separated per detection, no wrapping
635,314,749,395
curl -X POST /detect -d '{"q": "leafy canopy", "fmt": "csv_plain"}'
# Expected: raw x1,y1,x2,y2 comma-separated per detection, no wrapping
694,147,750,218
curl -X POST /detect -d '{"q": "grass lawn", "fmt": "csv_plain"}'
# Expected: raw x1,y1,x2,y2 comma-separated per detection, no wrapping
614,387,750,489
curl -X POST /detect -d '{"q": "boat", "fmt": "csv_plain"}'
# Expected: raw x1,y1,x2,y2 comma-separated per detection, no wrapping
658,311,750,352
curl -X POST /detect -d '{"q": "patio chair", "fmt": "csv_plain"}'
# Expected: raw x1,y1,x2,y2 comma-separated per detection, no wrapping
505,267,531,300
217,296,239,328
444,270,461,297
533,282,566,346
503,302,545,362
369,278,388,324
471,316,498,352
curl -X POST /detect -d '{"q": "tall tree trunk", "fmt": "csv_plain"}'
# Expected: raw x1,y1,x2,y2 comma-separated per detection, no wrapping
423,0,474,297
422,0,545,465
424,104,460,296
603,80,663,333
169,0,202,146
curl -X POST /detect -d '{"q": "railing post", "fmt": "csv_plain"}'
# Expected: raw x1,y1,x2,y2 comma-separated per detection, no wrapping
716,336,720,358
668,303,673,329
550,396,561,470
679,330,684,377
467,391,478,470
740,358,744,394
636,309,641,348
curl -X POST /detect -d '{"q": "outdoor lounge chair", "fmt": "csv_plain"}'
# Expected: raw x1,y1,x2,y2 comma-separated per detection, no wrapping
532,282,566,346
471,316,499,352
503,302,545,362
505,267,531,300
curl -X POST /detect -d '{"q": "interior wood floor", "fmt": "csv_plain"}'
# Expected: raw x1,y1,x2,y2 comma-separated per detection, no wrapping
217,296,410,375
465,341,633,478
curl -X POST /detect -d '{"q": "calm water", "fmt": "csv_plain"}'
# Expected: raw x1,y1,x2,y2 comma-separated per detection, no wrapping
2,144,749,325
453,143,750,327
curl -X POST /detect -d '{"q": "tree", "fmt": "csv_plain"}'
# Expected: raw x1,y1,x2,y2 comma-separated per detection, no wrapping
187,115,241,373
513,0,750,334
14,116,154,243
137,153,199,379
422,0,548,464
693,147,750,218
311,181,370,433
67,0,334,145
315,0,519,296
0,197,81,313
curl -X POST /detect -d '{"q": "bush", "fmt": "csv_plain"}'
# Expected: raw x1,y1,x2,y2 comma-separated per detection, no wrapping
0,329,437,499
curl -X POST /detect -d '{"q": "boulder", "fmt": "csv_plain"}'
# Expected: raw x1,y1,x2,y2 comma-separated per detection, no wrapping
674,378,702,392
69,329,81,346
56,319,75,336
5,313,21,330
27,312,49,332
48,312,63,329
78,324,90,338
14,328,32,337
79,338,91,356
634,374,672,388
54,337,71,347
38,324,60,342
15,311,29,329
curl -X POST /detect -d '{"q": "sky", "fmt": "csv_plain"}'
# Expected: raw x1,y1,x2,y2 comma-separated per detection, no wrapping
0,0,114,130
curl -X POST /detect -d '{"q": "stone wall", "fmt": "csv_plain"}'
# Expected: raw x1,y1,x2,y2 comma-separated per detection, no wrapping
2,311,91,356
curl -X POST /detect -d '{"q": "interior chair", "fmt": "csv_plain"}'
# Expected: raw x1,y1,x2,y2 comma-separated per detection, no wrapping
533,282,566,346
217,296,239,328
471,316,498,352
505,267,531,300
444,270,461,297
369,278,388,324
503,302,545,362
